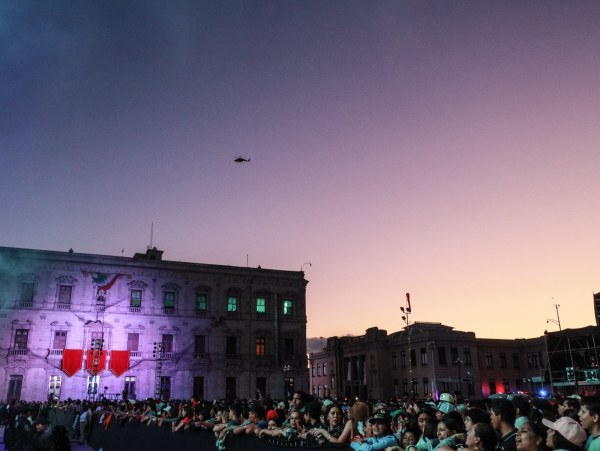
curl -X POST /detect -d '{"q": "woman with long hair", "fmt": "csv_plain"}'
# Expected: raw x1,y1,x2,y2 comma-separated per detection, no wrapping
515,421,549,451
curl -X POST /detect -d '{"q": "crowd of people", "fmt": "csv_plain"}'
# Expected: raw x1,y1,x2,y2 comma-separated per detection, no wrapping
2,393,600,451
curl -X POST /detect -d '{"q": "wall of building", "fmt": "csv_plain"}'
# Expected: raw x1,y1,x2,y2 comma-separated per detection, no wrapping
0,246,308,401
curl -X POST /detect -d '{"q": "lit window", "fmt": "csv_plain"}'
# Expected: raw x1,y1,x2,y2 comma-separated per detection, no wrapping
256,337,266,356
164,291,176,309
283,299,293,315
227,296,238,312
196,293,208,311
256,297,266,313
130,290,142,307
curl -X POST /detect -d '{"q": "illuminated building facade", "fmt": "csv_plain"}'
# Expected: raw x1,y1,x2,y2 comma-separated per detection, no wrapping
0,246,308,401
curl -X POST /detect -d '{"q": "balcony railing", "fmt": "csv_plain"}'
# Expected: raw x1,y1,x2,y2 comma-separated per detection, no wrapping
163,308,176,315
8,348,29,356
193,353,208,360
129,306,142,313
48,349,64,357
195,310,207,317
17,300,34,309
56,303,71,310
129,351,142,359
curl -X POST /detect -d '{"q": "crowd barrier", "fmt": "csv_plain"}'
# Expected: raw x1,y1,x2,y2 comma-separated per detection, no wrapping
87,418,353,451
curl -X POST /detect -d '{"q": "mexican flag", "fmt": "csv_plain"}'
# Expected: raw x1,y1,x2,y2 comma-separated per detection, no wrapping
91,273,121,291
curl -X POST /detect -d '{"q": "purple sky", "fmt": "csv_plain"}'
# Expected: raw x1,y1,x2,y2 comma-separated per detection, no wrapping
2,1,599,340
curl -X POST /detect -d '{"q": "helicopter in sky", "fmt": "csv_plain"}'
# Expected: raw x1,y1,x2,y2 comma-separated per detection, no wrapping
234,156,251,163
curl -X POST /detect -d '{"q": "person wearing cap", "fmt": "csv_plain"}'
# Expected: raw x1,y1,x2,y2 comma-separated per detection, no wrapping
578,396,600,451
542,416,586,451
350,412,398,451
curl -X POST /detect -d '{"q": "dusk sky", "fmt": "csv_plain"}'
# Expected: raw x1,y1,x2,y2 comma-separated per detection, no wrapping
2,1,599,341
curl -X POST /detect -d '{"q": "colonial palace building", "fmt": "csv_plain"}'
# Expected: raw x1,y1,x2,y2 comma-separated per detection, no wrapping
0,246,308,401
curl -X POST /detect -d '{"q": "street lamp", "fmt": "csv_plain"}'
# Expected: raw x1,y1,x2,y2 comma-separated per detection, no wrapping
454,358,463,398
428,341,437,399
283,364,291,400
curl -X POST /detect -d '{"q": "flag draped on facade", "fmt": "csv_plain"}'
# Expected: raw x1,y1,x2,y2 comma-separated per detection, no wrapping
91,273,121,291
62,349,84,376
109,350,130,377
86,350,107,375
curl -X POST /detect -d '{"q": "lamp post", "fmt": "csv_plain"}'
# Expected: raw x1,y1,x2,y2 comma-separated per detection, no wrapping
454,358,463,398
428,341,437,399
547,303,562,331
283,364,291,400
401,293,412,395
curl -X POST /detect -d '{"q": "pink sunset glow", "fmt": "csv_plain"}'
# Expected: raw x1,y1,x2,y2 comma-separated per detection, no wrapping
1,1,599,340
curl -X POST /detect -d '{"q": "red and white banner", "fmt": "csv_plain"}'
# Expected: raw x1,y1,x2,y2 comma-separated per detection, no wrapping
109,350,130,377
86,349,107,375
62,349,84,377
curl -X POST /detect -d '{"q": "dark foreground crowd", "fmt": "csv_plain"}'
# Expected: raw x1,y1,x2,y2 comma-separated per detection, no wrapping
3,392,600,451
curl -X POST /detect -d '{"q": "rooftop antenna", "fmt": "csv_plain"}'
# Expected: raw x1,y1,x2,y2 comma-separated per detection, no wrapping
149,222,154,249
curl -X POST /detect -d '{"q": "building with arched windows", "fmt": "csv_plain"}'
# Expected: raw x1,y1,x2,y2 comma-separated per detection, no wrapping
0,246,308,401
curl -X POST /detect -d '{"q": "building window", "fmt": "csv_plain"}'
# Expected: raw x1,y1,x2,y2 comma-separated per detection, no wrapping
14,329,29,349
410,349,416,366
485,352,493,368
255,337,266,356
127,333,139,352
227,296,238,312
53,331,67,350
420,348,428,366
402,379,408,395
513,353,520,369
48,375,61,400
196,293,208,312
500,352,507,368
162,334,173,353
312,365,316,377
463,348,472,365
283,299,294,315
438,347,447,365
124,376,136,399
527,352,539,368
226,336,237,356
423,377,429,395
538,351,544,369
392,352,398,369
130,290,142,308
193,376,204,399
450,347,459,363
503,379,510,393
411,378,418,395
163,291,176,310
317,363,321,376
400,351,406,368
323,362,327,376
285,338,294,358
256,297,266,313
58,285,72,304
8,375,23,400
195,335,206,356
488,379,496,395
20,282,35,303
